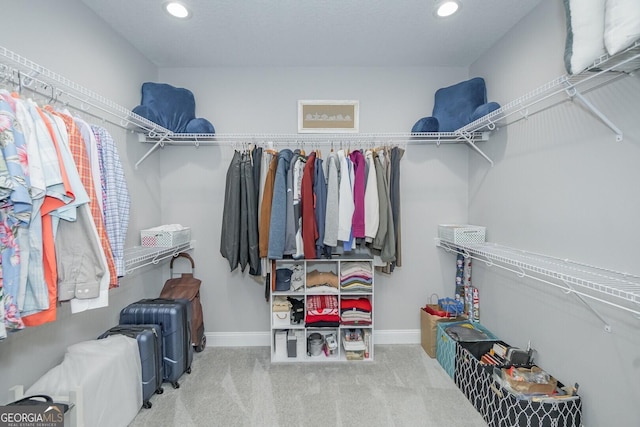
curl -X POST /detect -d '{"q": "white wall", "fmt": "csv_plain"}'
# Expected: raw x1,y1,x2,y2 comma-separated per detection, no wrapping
156,65,471,340
0,0,161,404
470,1,640,425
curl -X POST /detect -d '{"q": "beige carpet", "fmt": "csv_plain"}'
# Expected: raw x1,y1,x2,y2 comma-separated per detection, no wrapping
129,344,487,427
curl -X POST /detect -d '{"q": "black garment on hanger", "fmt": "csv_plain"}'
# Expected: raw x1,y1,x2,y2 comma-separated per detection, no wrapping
388,146,404,271
252,146,262,207
220,151,242,271
244,151,260,276
239,155,249,271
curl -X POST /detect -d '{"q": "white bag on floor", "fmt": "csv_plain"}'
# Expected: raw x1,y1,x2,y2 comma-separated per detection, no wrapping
27,335,142,427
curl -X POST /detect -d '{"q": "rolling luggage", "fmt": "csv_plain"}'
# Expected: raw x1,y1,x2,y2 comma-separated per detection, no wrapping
98,324,164,408
160,253,206,352
119,298,193,389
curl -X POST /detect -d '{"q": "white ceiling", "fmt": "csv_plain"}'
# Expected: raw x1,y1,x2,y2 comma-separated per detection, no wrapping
80,0,543,68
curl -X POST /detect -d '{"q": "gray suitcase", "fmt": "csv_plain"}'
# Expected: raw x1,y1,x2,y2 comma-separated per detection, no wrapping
119,298,193,389
98,324,164,408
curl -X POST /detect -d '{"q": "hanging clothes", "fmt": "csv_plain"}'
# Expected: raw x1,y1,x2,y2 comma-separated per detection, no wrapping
75,117,103,214
337,149,354,243
252,145,262,208
283,150,297,257
219,141,404,292
349,150,366,239
220,150,242,271
0,97,31,331
91,125,130,278
267,149,293,259
301,151,317,258
0,89,128,333
42,110,99,302
243,151,260,275
291,150,305,259
46,107,118,289
9,95,45,315
372,149,396,265
313,155,330,258
389,146,404,268
22,105,75,327
19,101,67,320
364,149,379,242
322,151,339,247
239,155,249,271
259,153,277,259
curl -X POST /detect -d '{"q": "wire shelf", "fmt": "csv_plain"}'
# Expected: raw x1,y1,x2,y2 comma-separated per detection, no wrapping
0,45,173,136
138,131,489,145
0,45,493,167
457,41,640,135
124,241,194,275
436,239,640,318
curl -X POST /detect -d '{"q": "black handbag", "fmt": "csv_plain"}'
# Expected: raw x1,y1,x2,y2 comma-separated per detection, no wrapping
8,394,69,413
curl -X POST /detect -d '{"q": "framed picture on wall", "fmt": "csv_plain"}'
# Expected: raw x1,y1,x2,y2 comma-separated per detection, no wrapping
298,100,359,133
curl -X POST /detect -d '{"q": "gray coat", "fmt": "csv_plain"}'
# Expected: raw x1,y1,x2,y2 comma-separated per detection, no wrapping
268,149,293,259
322,152,340,247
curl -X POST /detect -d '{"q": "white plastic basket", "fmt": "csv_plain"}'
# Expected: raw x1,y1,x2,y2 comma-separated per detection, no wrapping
141,227,191,247
438,224,486,244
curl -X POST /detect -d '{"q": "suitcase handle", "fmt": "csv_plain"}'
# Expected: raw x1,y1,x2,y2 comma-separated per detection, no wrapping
170,253,195,271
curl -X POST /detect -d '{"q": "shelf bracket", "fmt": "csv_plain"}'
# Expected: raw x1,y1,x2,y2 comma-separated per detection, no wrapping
561,280,612,333
457,131,494,166
564,83,623,142
135,133,170,169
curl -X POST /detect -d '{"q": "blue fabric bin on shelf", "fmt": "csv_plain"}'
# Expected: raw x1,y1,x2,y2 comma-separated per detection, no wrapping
436,320,497,379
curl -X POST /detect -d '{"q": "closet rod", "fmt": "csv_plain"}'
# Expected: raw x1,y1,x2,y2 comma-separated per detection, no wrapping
0,45,173,135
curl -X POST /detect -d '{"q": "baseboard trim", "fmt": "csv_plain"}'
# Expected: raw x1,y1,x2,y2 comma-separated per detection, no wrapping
204,329,420,347
374,329,420,345
205,331,271,347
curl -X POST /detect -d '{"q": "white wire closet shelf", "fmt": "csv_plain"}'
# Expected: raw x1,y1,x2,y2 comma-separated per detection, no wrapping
2,40,638,168
0,45,491,168
138,131,486,145
436,239,640,324
0,46,170,136
134,131,489,167
134,131,492,169
136,41,640,167
457,41,640,143
124,241,194,275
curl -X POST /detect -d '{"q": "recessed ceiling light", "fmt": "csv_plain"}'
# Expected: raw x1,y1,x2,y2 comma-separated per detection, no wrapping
164,2,191,19
435,1,460,18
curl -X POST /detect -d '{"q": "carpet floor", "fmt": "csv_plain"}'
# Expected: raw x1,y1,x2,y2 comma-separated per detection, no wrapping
129,344,487,427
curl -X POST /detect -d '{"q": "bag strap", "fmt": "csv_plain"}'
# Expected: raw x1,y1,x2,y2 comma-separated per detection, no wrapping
429,293,439,305
170,252,195,271
8,395,53,406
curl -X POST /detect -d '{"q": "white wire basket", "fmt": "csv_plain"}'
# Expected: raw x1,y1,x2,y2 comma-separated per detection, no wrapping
438,224,486,244
141,227,191,247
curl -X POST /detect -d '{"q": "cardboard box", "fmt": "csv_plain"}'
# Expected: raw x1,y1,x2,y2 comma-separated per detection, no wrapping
420,307,465,358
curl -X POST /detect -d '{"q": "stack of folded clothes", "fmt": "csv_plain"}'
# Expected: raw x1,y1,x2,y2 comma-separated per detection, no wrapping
340,261,373,292
272,296,291,313
305,295,340,327
340,297,372,326
306,270,339,293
